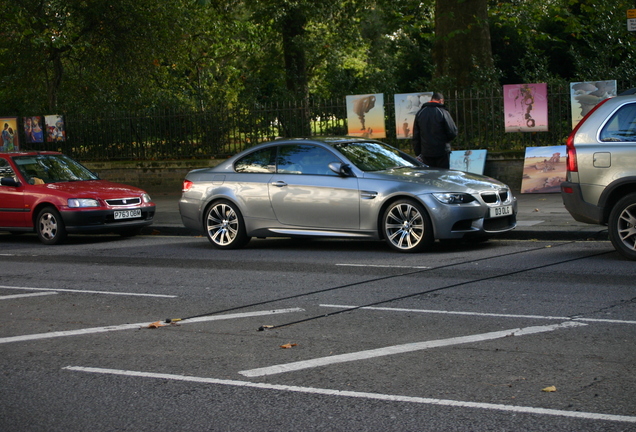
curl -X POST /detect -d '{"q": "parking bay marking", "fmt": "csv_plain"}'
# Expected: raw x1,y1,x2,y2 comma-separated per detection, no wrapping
0,308,304,345
239,321,585,378
320,304,636,325
64,365,636,424
0,291,58,300
0,284,177,298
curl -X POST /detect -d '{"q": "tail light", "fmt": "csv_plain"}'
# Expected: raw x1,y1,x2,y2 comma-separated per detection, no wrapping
565,97,611,174
182,179,194,192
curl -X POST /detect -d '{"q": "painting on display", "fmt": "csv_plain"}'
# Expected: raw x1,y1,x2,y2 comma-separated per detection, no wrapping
449,149,487,175
45,115,66,142
570,80,617,128
503,83,549,132
1,117,20,152
394,92,433,139
520,145,567,194
346,94,386,138
23,116,44,143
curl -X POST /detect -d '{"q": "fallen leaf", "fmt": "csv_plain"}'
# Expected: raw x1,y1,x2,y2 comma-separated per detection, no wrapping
280,343,298,349
542,385,557,392
533,208,540,212
146,321,165,329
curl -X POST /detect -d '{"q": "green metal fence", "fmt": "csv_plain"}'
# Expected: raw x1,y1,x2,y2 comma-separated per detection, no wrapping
38,83,632,161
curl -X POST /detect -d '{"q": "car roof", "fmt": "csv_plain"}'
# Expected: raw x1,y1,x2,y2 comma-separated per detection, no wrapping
0,151,63,157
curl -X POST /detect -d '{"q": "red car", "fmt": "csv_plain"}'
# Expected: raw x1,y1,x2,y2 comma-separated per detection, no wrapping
0,151,155,244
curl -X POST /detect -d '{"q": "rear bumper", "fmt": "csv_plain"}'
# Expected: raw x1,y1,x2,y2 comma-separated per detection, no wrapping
560,182,603,225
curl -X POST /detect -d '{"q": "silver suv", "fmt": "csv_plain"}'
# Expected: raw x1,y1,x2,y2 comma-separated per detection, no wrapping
561,92,636,260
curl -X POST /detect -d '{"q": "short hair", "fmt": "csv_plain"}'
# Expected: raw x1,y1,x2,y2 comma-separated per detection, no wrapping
432,92,444,101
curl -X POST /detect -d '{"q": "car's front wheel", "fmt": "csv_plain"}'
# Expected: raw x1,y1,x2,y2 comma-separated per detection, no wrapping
382,199,433,253
36,206,67,245
608,193,636,260
204,200,250,249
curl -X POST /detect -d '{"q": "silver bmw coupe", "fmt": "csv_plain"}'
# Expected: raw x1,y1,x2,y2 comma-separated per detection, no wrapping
179,137,517,252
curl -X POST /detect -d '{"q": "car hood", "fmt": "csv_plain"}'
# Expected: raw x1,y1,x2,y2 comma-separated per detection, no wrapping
361,167,509,193
39,180,149,199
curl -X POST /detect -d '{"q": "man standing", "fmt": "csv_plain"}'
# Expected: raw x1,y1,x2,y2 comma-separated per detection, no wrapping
411,92,458,169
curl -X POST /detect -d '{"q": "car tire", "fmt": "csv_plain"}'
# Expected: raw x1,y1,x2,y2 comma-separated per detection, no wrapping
608,193,636,260
204,200,250,249
382,199,434,253
36,206,67,245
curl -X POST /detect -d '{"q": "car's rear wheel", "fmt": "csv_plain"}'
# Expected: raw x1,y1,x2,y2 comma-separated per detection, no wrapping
608,193,636,260
382,199,433,253
204,200,250,249
36,206,67,245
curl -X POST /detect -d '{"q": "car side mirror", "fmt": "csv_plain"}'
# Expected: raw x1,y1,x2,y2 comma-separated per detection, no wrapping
329,162,354,177
1,177,21,187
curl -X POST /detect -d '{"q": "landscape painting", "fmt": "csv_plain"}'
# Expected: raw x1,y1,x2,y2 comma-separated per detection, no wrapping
520,145,566,194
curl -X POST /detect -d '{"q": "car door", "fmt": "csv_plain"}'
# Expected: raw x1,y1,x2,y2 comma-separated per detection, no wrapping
268,144,360,229
0,158,27,227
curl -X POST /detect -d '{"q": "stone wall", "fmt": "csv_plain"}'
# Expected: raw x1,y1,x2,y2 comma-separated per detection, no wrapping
83,152,526,194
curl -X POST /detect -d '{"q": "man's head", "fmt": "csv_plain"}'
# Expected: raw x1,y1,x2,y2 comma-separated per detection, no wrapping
431,92,444,103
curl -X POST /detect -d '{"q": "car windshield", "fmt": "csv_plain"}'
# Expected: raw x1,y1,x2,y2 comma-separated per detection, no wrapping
13,154,98,184
333,141,419,172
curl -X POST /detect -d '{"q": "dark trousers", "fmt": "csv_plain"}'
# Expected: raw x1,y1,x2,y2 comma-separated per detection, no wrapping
422,153,450,169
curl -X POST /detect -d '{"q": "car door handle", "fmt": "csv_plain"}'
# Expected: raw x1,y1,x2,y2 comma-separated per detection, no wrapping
271,181,288,187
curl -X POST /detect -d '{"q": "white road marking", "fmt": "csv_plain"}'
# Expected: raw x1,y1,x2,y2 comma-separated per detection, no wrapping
0,291,57,300
337,264,429,269
0,308,304,345
63,366,636,424
239,321,585,377
0,284,177,298
320,304,636,325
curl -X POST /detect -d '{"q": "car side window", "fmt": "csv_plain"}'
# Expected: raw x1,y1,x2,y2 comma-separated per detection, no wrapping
276,145,339,176
0,159,17,183
234,147,276,173
600,103,636,142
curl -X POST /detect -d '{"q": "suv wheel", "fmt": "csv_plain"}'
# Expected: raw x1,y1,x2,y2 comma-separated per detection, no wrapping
608,193,636,260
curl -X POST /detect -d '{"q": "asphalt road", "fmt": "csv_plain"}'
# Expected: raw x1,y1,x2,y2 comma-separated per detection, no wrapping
0,233,635,431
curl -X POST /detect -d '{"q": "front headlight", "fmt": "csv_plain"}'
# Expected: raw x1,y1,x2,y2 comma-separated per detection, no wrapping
432,192,475,204
68,198,100,208
142,193,152,203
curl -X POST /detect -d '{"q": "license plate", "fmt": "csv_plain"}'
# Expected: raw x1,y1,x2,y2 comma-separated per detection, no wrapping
489,205,512,218
114,209,142,220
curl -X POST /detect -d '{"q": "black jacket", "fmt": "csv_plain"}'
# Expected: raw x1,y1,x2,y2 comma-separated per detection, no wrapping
411,102,458,157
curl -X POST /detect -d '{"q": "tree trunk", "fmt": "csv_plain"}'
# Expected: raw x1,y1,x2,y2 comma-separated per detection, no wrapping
433,0,494,88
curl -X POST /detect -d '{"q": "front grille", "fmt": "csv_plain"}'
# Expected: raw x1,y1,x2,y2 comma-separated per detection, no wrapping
484,215,515,231
481,190,510,205
105,197,141,206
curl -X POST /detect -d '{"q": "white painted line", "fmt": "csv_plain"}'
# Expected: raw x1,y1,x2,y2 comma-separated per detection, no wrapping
516,220,545,226
239,321,585,377
0,308,304,345
336,264,429,269
320,304,636,325
63,366,636,424
0,291,58,300
0,284,177,298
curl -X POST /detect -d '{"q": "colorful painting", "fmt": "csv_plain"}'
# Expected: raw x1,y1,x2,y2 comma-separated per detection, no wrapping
450,149,487,175
504,83,549,132
346,94,386,138
570,80,617,129
1,117,20,152
394,92,433,139
23,116,44,143
520,146,566,194
45,115,66,142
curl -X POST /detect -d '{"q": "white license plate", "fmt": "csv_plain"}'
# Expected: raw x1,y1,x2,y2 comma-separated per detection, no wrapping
489,205,513,218
114,209,142,220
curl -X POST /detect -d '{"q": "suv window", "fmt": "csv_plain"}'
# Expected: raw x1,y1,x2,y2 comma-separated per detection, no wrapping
600,103,636,142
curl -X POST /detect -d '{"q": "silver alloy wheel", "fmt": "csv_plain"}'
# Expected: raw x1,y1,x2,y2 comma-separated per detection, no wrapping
383,201,431,252
207,202,239,246
36,206,67,245
39,212,58,241
615,201,636,254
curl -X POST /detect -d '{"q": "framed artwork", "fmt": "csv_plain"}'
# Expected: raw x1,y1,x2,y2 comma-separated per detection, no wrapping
570,80,616,129
23,116,44,143
504,83,549,132
449,149,487,175
1,117,20,152
45,115,66,142
394,92,433,139
520,145,567,194
346,94,386,138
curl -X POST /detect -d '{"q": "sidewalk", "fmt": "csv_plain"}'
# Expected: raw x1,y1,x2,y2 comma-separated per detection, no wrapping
147,191,609,241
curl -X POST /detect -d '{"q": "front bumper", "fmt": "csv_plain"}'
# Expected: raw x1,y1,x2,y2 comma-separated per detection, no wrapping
60,206,155,233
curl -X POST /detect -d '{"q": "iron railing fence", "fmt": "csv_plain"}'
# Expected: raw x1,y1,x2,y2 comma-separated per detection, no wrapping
36,82,633,161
